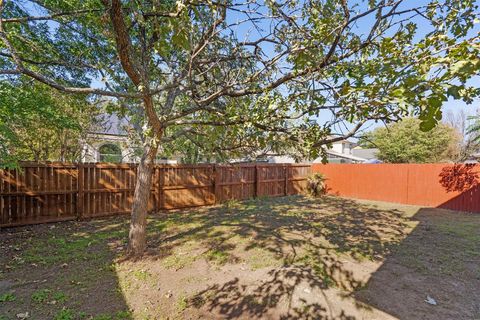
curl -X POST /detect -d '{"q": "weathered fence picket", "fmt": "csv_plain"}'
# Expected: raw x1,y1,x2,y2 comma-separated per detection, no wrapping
0,162,311,227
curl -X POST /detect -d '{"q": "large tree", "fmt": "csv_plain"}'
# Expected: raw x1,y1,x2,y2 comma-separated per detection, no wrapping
359,117,460,163
1,0,479,256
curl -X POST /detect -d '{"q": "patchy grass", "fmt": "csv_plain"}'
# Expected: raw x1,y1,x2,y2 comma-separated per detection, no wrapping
176,294,188,313
204,249,230,265
161,252,197,270
28,289,69,318
31,289,52,303
243,246,282,270
1,196,479,319
131,269,151,282
0,293,16,302
54,308,74,320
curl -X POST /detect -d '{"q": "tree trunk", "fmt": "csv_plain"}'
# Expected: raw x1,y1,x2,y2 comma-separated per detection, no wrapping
127,137,159,257
101,0,170,257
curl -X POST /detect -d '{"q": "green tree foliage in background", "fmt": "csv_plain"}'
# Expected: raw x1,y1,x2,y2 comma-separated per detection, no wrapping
0,79,102,166
359,118,460,163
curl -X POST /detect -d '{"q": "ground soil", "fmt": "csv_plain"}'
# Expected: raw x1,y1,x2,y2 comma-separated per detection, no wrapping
1,195,479,319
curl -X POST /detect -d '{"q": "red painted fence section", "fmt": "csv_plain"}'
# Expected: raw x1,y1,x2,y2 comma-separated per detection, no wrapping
312,163,480,213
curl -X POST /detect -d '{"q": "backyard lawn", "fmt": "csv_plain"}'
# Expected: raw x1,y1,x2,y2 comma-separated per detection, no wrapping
1,195,479,320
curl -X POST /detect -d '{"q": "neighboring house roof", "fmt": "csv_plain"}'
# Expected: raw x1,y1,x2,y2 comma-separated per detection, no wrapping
329,137,356,145
326,150,366,161
104,114,129,135
312,150,366,163
352,148,378,160
92,111,130,135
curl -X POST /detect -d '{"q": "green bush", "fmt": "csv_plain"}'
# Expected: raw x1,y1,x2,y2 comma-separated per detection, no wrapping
306,173,327,197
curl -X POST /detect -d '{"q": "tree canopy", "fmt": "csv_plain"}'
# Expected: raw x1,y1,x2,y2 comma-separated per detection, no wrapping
1,0,479,159
359,118,460,163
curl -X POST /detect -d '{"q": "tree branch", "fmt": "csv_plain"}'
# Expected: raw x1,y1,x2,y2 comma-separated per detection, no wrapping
1,9,104,23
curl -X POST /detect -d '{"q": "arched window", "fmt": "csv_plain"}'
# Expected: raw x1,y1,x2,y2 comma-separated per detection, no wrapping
98,144,122,163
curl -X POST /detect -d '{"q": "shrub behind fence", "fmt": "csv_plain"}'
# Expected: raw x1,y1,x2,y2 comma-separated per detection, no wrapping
0,162,311,227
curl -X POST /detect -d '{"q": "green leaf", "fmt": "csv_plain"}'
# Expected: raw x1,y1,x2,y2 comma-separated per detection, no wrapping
447,85,461,99
427,96,442,109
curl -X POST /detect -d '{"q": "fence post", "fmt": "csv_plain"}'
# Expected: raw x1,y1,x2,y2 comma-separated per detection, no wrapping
153,166,158,212
158,165,165,210
254,165,259,198
214,164,220,204
77,163,84,220
284,165,288,196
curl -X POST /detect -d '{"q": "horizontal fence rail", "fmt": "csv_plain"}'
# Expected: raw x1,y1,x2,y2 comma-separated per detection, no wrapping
0,162,311,227
312,163,480,213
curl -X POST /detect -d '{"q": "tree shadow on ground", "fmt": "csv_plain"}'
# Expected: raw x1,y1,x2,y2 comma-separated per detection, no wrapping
190,267,330,319
140,195,413,319
355,207,480,320
147,196,409,262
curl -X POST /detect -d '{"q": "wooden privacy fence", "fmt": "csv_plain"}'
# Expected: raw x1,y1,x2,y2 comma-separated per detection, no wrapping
0,162,311,227
312,163,480,213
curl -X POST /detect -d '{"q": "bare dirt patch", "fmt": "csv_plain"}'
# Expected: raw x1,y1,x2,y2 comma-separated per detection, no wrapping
1,196,479,319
